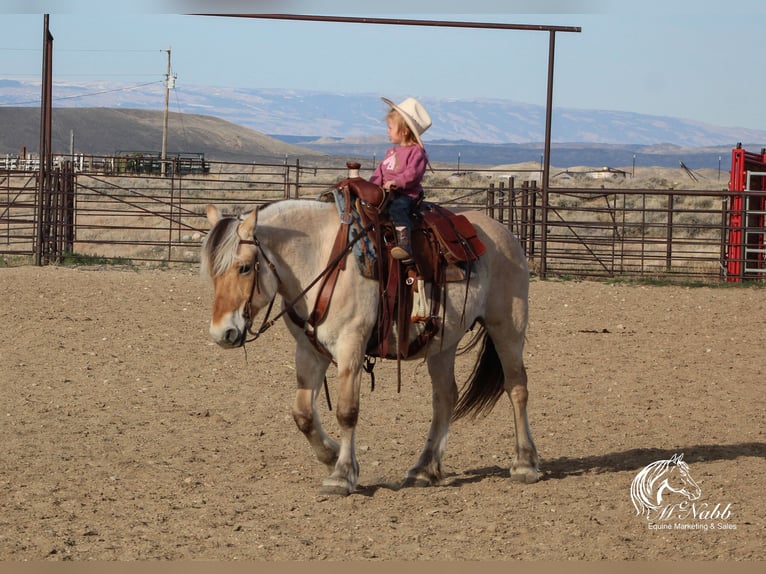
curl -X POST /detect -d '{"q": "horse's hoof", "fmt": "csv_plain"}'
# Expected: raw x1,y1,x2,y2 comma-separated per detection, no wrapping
403,470,441,487
510,467,541,484
320,479,354,496
320,485,351,496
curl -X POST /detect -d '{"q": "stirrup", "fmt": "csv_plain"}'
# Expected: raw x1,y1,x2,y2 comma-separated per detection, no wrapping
391,245,413,261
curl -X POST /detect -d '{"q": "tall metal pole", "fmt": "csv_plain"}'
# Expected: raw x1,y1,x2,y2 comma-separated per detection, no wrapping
161,47,171,172
35,14,53,266
539,30,556,279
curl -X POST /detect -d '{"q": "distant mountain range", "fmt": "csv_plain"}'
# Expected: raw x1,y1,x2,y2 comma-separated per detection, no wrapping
0,107,323,164
2,79,765,168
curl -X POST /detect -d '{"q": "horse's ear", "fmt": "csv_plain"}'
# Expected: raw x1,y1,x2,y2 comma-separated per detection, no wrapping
206,204,221,226
238,208,258,240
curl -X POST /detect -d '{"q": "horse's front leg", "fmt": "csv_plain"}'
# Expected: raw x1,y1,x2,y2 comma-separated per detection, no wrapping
320,355,363,496
291,343,339,470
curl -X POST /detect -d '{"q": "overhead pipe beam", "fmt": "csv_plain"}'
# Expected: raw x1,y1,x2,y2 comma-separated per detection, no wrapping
202,13,580,33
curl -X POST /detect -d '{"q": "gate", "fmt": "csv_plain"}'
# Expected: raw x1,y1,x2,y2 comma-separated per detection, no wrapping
36,162,76,264
725,144,766,282
1,164,74,263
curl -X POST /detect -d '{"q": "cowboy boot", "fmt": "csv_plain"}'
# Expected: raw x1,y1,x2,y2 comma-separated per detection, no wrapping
391,226,413,261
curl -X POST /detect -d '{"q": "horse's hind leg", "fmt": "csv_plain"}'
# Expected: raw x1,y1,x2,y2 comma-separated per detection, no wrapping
504,359,540,483
406,346,459,486
485,324,540,483
291,344,339,470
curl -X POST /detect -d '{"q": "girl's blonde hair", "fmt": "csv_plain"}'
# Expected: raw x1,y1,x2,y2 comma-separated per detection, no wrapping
387,109,418,145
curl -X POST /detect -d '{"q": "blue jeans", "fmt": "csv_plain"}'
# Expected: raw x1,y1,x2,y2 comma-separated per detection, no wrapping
388,193,418,231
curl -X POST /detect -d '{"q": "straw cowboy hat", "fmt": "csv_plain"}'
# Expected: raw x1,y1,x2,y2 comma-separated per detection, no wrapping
381,96,432,148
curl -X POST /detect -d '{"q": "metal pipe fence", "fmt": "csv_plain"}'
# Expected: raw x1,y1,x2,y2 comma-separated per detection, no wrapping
1,156,761,283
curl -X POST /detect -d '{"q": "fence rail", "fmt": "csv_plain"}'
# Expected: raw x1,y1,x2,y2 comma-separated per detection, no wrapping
1,156,762,283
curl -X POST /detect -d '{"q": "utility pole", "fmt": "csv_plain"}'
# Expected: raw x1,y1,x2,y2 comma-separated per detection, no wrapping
161,46,174,174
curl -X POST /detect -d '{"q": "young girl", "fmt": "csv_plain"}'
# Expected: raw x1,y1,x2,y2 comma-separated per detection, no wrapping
369,97,431,260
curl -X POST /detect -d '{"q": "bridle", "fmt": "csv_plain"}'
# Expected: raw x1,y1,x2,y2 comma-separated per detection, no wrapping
236,221,374,346
237,234,280,344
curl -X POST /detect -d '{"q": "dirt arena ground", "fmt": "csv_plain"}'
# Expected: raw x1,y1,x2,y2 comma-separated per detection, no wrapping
0,265,763,561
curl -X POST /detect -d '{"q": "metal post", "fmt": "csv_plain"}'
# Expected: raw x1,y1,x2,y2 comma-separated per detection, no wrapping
488,182,495,219
294,158,301,199
508,176,516,232
520,181,529,252
538,30,556,278
167,170,175,261
720,195,729,281
666,193,674,271
529,181,538,258
498,180,505,224
35,14,53,266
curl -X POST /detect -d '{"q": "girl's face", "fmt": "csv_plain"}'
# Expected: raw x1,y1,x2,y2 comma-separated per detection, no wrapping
386,118,406,145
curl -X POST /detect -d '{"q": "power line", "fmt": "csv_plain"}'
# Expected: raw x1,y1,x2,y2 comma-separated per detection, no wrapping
0,48,160,53
57,49,162,53
0,80,164,107
171,86,190,147
54,80,164,101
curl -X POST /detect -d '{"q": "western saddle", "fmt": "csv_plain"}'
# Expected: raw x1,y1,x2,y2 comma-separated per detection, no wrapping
307,162,486,364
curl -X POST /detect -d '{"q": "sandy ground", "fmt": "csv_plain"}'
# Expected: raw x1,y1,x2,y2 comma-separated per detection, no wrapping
0,265,763,561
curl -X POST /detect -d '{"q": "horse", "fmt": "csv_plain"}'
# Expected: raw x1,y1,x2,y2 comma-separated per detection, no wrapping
201,199,539,495
630,453,702,517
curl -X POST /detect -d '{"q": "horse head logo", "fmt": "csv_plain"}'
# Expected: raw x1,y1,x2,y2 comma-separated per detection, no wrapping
630,453,702,518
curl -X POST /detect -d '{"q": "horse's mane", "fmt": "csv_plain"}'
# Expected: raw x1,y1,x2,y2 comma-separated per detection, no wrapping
200,200,333,279
200,216,241,278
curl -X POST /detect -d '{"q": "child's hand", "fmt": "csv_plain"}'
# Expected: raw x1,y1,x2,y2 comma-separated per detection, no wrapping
383,181,397,191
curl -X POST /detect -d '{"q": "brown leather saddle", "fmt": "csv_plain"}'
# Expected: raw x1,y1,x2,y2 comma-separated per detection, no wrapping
309,175,486,363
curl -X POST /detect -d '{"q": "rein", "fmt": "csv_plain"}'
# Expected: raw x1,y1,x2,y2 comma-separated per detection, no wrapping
238,221,374,346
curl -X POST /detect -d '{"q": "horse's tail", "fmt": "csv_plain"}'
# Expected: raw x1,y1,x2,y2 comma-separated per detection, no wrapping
451,328,505,422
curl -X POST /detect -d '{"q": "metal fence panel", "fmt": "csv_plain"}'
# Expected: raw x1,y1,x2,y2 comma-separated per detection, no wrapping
2,157,759,284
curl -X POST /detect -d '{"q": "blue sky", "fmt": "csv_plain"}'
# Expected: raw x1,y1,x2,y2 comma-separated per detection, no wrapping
1,0,765,131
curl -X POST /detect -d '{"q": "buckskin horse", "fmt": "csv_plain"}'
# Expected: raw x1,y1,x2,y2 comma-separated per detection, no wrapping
201,187,539,495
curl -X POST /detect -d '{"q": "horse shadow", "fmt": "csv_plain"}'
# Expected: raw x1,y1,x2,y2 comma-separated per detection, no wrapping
356,441,766,494
538,442,766,481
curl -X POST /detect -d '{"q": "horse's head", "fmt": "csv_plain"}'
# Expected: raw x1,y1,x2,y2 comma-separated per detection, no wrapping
665,453,702,502
201,205,279,348
631,453,702,516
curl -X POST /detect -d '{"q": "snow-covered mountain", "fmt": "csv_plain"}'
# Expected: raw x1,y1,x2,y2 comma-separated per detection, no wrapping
3,79,765,147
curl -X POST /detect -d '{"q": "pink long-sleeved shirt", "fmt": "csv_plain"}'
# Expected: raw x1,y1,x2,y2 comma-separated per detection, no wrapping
369,145,427,199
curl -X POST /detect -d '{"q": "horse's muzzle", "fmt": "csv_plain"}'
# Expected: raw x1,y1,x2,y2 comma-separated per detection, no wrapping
210,322,246,348
224,327,245,347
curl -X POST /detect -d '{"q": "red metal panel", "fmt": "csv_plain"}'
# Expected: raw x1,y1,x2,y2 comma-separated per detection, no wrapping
727,148,744,281
726,145,766,282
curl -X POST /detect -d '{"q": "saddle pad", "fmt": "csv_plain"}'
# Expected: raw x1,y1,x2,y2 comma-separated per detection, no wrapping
331,188,378,279
420,204,486,264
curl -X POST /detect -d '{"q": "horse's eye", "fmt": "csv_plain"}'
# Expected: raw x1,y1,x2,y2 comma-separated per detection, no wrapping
239,263,253,275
